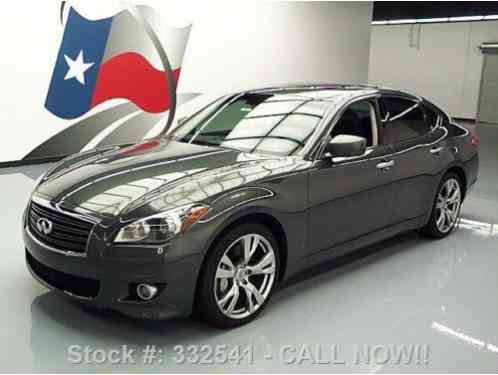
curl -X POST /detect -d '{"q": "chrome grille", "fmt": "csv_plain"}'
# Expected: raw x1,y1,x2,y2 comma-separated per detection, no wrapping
28,202,94,254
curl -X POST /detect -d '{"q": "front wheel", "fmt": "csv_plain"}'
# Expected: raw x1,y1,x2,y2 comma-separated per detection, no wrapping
196,223,280,328
421,172,463,238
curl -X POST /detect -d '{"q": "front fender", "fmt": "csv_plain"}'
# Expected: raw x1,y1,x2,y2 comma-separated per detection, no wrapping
199,202,307,284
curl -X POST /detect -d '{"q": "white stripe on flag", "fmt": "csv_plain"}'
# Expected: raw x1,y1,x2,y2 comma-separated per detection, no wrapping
102,5,191,71
80,109,142,152
143,112,169,140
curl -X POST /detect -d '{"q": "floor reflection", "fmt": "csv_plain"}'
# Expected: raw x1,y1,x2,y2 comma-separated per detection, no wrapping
30,292,274,371
458,217,498,238
432,322,498,354
29,220,498,371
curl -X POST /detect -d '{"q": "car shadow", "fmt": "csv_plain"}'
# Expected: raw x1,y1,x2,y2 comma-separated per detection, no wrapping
281,231,422,290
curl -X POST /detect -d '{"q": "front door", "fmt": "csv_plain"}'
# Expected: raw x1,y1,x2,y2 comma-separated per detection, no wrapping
307,99,398,258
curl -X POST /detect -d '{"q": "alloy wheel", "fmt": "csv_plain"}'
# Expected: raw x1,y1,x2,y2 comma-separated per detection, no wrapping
214,234,276,319
435,178,461,233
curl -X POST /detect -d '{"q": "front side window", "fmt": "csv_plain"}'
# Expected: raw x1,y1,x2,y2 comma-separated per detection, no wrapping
329,100,377,146
381,97,431,144
171,93,325,156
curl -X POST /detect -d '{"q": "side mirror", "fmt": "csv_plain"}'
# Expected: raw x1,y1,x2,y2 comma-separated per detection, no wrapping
324,134,367,159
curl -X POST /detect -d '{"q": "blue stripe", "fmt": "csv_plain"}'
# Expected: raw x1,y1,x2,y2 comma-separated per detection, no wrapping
45,8,112,119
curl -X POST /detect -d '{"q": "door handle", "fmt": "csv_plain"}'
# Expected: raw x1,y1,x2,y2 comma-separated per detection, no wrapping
430,146,444,155
376,160,395,171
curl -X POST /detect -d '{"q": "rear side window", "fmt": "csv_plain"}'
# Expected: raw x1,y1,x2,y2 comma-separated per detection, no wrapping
381,97,431,144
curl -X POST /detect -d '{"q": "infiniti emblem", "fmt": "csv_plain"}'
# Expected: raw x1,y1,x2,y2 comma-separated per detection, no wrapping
36,218,53,235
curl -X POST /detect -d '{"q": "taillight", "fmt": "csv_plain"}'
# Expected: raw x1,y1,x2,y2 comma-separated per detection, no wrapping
470,130,480,147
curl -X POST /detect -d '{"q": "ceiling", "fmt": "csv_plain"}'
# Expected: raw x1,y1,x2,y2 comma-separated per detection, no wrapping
373,1,498,21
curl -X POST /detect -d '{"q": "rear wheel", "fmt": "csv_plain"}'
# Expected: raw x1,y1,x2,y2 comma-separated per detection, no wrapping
421,172,462,238
196,223,280,328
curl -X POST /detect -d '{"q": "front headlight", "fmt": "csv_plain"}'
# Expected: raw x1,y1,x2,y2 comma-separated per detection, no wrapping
114,204,209,244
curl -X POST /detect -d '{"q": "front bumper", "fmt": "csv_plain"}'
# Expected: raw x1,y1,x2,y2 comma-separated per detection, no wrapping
23,224,203,319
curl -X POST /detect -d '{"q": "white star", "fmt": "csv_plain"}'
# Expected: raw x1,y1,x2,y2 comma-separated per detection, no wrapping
63,50,94,85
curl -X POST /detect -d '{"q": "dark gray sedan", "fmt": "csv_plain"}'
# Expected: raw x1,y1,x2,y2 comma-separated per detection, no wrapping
24,84,479,328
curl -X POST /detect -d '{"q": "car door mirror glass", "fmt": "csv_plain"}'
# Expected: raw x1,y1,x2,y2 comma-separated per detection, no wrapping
323,134,367,160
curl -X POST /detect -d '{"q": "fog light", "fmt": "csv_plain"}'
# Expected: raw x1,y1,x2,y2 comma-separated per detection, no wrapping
136,283,158,301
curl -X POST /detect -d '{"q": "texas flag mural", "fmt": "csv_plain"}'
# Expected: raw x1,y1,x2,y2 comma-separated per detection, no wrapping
45,5,190,119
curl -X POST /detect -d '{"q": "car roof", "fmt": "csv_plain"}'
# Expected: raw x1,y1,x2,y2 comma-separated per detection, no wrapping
243,83,422,105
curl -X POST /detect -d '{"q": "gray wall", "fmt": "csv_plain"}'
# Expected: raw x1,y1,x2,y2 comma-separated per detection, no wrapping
369,20,498,119
178,1,373,94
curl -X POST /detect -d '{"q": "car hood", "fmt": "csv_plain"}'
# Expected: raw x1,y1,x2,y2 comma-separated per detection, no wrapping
35,138,308,219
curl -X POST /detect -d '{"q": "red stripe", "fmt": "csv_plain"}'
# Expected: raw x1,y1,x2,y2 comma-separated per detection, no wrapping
121,139,162,156
91,52,181,113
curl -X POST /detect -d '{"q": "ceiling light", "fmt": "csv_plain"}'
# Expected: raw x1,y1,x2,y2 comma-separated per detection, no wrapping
371,21,388,25
388,19,417,24
417,17,449,23
448,16,484,22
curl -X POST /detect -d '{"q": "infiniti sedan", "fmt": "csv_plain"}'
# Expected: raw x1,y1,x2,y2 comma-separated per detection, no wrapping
24,85,479,328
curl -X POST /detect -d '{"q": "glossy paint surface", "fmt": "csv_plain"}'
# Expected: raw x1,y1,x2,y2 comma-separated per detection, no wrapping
19,86,482,368
27,86,478,300
1,121,496,371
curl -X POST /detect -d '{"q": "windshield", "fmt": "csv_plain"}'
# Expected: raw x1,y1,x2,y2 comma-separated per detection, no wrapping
170,93,326,156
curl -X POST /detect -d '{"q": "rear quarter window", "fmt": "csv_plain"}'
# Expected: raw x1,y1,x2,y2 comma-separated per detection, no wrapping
422,101,467,137
445,122,468,137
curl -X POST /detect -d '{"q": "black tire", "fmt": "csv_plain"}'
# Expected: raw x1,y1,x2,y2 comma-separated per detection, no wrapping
195,223,280,329
421,172,463,238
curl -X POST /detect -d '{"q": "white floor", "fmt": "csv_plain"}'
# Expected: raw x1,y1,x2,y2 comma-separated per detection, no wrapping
1,123,498,372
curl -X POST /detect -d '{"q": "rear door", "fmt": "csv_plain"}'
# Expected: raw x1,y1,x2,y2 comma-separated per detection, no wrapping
379,96,450,223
